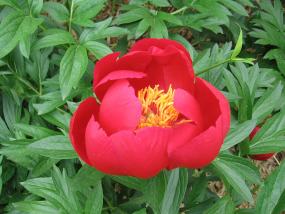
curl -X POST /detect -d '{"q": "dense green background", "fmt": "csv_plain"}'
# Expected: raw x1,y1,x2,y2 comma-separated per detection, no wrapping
0,0,285,213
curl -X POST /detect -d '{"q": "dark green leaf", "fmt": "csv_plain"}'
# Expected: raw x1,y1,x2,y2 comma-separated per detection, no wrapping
59,45,88,99
28,135,77,159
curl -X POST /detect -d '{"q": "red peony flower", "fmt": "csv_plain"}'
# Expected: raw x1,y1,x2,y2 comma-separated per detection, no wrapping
249,126,274,161
69,38,231,178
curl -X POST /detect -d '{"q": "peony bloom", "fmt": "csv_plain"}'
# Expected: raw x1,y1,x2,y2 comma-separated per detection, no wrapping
70,38,231,178
249,126,274,161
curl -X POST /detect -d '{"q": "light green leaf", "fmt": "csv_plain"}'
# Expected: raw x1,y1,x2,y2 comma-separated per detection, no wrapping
231,29,243,59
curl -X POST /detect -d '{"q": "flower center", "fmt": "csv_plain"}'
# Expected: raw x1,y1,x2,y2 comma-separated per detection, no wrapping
137,85,191,128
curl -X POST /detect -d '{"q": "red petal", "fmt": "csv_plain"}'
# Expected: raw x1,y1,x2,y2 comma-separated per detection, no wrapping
248,126,274,160
168,78,231,169
249,126,260,140
85,117,169,178
99,80,142,135
130,38,191,62
174,88,203,128
250,153,274,161
93,52,152,99
95,70,146,89
139,46,194,92
195,78,231,137
69,97,99,165
93,52,120,91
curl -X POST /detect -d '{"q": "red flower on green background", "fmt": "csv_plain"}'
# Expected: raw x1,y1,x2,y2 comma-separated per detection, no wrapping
69,39,231,178
249,126,274,161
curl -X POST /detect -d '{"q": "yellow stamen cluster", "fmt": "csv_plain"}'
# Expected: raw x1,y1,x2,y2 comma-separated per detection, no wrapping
137,85,191,128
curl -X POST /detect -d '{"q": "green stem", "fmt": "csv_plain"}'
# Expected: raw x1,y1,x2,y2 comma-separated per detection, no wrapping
69,0,74,33
196,58,231,76
171,6,188,15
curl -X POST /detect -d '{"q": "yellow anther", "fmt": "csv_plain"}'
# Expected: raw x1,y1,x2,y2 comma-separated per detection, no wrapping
137,85,191,128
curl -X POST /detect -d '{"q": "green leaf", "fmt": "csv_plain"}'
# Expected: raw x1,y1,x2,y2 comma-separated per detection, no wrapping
157,11,182,25
149,0,170,7
0,13,42,58
150,18,168,38
231,29,243,59
143,172,166,213
203,196,235,214
221,120,257,151
28,135,77,159
59,45,88,99
73,165,104,192
0,0,21,9
252,82,283,122
211,157,254,203
161,168,188,214
19,34,31,58
111,176,147,191
29,0,43,15
135,19,150,39
15,123,59,139
218,154,261,184
73,0,106,27
33,29,75,50
80,27,129,43
132,209,147,214
220,0,248,16
84,181,103,214
43,2,69,22
83,41,112,59
113,8,149,25
13,201,59,214
256,160,285,214
33,100,66,115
